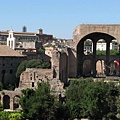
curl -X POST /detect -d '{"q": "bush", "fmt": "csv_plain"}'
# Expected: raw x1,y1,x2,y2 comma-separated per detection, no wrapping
0,103,3,111
0,111,23,120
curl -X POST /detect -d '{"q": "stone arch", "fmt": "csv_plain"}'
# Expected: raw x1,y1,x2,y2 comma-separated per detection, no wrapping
83,59,92,77
3,95,10,109
109,59,120,76
13,95,20,110
73,24,120,46
77,31,117,77
96,60,105,77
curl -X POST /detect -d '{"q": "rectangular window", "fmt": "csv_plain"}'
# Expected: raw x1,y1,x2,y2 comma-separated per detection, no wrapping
10,69,13,74
2,70,5,74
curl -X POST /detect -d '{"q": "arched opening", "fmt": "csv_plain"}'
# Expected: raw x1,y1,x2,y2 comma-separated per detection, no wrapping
83,59,92,77
109,60,120,76
84,39,93,55
13,95,20,110
96,60,105,77
110,39,119,55
3,95,10,109
77,32,116,77
96,39,106,55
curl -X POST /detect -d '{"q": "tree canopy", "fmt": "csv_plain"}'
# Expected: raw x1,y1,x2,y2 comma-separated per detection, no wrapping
65,78,120,120
16,59,51,78
19,82,55,120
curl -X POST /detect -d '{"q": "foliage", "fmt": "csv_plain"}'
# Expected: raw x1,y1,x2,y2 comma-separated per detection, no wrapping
54,102,69,120
16,59,51,78
0,103,3,111
0,111,9,119
117,84,120,114
16,60,27,78
37,47,45,54
0,111,23,120
19,82,56,120
0,82,3,91
96,49,119,55
96,50,106,55
65,78,120,120
110,49,119,55
8,112,23,120
84,42,92,46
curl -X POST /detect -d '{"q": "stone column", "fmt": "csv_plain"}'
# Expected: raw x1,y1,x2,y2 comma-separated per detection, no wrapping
106,41,110,76
92,40,97,77
10,98,14,110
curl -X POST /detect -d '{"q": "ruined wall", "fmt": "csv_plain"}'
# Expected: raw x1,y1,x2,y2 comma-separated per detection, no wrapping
51,50,60,80
19,68,52,89
0,56,25,85
67,48,77,77
59,52,68,84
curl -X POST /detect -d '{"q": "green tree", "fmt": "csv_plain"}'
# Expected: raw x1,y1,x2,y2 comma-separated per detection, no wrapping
19,82,55,120
16,60,27,78
0,82,3,91
65,78,119,120
16,59,51,78
66,78,93,119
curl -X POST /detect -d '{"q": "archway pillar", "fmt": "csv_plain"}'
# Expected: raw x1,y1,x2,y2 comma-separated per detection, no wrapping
106,41,110,76
92,40,97,77
10,98,14,110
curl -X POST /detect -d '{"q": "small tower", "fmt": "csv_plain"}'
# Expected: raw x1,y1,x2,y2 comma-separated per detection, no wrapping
23,26,27,32
7,30,16,50
38,28,43,35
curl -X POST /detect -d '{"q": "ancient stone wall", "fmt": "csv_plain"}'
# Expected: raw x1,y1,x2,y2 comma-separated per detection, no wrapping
0,57,25,85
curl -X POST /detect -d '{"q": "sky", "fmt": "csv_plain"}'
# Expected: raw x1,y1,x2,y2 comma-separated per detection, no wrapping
0,0,120,39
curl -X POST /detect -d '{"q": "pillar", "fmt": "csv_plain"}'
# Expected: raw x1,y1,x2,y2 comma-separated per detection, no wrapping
92,40,97,77
51,50,60,79
106,41,110,76
10,98,14,110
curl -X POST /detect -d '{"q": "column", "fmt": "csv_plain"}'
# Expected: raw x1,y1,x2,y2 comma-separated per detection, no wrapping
10,98,14,110
7,39,10,46
106,41,110,76
92,40,97,77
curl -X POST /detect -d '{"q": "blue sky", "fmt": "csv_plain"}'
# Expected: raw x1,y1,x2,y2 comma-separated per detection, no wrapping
0,0,120,38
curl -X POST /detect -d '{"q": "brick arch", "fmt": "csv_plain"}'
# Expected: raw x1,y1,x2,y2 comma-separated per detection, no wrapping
109,59,120,76
96,59,105,76
73,24,120,47
13,95,20,110
83,59,92,77
3,95,10,109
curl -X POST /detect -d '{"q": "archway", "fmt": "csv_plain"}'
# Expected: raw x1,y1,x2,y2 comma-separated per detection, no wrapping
13,95,20,110
83,59,92,77
96,60,105,77
77,32,116,77
3,95,10,109
109,60,120,76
